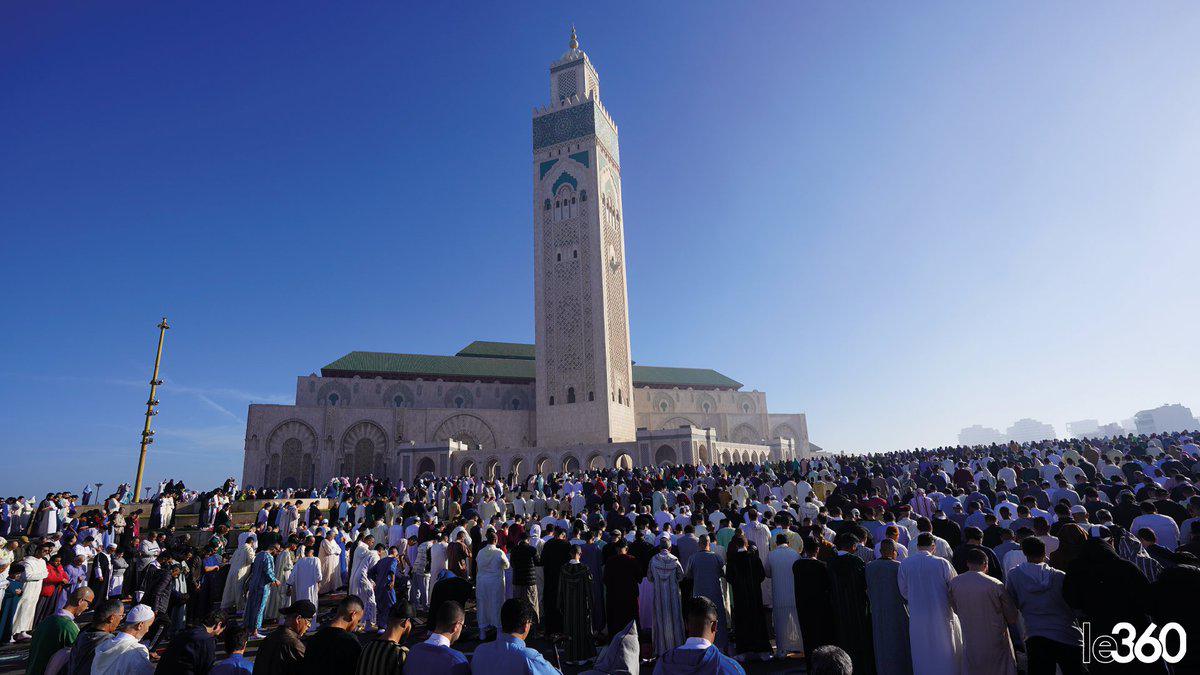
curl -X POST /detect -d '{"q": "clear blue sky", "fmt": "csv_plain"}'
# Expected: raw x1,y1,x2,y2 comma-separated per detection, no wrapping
2,3,1198,497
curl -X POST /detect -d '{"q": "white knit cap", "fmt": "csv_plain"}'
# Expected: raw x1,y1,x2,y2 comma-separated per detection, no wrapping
125,604,154,624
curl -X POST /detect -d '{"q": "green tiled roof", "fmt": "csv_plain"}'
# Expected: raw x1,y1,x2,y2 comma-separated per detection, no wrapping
456,341,536,360
323,351,534,381
322,345,743,390
632,365,742,389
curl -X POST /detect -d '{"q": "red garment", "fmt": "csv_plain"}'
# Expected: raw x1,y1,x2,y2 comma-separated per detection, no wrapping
41,563,67,598
861,496,887,514
505,522,525,550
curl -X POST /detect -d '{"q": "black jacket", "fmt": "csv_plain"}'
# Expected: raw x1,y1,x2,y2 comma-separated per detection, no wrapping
510,542,539,586
155,626,215,675
141,564,175,615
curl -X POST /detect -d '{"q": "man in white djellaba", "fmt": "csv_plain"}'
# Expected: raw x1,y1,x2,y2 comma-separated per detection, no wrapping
474,529,510,640
765,532,804,657
10,542,51,641
897,532,963,675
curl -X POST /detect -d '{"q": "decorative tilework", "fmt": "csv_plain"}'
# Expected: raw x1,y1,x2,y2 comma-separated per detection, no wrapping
569,151,589,168
539,159,559,180
533,101,596,150
556,70,578,99
595,109,620,165
552,171,578,194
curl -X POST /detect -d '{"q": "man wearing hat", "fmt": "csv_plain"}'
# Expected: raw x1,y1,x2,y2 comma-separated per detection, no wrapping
91,604,155,675
254,599,314,675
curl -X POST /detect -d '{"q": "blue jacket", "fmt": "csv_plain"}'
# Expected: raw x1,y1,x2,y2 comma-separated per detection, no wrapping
404,641,469,675
470,635,559,674
652,645,745,675
210,652,254,675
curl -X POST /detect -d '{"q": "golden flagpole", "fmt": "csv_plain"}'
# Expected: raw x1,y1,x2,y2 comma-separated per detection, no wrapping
133,317,170,501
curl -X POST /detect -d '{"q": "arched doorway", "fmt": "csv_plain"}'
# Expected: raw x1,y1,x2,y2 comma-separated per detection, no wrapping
415,457,436,477
655,444,676,466
697,443,710,465
614,453,634,470
460,460,476,477
485,458,501,480
535,456,550,474
301,453,314,488
265,453,280,487
587,453,605,470
280,438,302,487
353,438,377,478
563,456,580,474
341,421,387,478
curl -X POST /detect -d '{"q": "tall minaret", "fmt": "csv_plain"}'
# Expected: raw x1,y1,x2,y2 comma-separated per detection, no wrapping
532,28,635,448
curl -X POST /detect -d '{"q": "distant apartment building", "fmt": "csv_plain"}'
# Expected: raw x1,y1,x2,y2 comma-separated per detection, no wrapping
959,424,1005,446
1006,418,1057,444
1133,404,1197,435
1067,419,1101,439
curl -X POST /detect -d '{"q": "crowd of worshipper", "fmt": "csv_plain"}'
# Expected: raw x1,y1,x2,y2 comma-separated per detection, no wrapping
0,430,1198,675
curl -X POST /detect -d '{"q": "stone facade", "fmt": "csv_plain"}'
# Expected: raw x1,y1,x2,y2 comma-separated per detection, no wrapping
533,36,636,447
241,32,811,489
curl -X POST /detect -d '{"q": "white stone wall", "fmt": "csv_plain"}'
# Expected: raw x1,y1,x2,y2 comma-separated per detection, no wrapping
243,403,534,488
632,386,809,450
243,396,786,487
296,375,534,412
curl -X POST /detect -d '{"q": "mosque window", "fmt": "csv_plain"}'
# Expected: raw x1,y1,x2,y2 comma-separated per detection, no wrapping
557,253,562,262
572,250,578,259
393,395,405,407
549,396,555,406
702,402,711,413
544,199,551,211
567,387,576,404
742,403,751,413
454,396,465,408
618,390,623,404
511,398,521,410
588,391,594,401
659,400,668,412
327,393,339,406
580,190,587,202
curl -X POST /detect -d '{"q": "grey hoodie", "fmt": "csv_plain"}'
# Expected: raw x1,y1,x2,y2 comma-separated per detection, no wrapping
1004,561,1082,646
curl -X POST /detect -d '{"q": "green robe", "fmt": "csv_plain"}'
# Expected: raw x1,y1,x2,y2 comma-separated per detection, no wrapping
27,613,79,675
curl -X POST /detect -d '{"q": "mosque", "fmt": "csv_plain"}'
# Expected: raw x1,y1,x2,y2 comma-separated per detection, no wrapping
241,31,812,488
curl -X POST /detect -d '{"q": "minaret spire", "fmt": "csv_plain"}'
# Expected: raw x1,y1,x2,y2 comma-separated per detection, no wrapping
569,25,578,50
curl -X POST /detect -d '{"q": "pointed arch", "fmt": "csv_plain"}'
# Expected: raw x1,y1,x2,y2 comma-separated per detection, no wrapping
266,420,318,488
432,414,497,450
731,423,759,444
661,416,699,430
655,444,676,466
340,421,387,479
